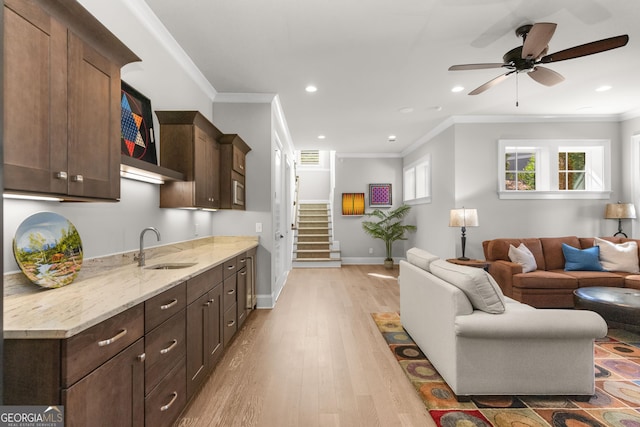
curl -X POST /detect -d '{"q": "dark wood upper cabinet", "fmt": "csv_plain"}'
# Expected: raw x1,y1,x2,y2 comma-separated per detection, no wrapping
3,0,139,201
219,134,251,210
156,111,222,210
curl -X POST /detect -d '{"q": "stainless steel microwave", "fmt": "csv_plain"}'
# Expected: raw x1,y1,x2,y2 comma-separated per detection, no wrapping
233,180,245,206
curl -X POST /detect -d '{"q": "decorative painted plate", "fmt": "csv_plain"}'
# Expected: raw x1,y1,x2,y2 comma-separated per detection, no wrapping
13,212,83,288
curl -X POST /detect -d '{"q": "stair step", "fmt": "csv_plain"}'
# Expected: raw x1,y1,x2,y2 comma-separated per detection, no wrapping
295,202,340,267
296,236,331,243
296,243,330,250
297,228,331,235
292,258,342,268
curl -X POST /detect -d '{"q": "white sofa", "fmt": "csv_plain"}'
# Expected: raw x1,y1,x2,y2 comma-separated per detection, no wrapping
398,248,608,399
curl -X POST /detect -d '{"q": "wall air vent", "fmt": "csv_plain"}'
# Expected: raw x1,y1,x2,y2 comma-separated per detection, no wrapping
300,150,320,165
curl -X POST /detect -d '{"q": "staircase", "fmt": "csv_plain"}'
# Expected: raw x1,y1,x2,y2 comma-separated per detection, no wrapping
292,202,342,268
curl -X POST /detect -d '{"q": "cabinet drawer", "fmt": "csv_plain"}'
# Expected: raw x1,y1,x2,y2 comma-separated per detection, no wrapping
145,357,186,427
223,257,237,278
145,310,186,395
223,275,236,309
62,304,144,387
145,282,186,333
223,303,237,347
237,253,249,269
187,264,223,304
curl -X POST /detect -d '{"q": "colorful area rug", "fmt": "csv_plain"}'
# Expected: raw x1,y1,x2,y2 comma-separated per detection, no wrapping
371,312,640,427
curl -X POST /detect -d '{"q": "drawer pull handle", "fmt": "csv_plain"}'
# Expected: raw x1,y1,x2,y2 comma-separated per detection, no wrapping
55,171,68,180
227,289,235,295
227,265,235,270
204,301,211,307
208,298,215,304
227,320,235,327
160,299,178,310
71,174,83,182
239,258,246,263
160,339,178,355
240,271,247,276
98,329,127,347
160,392,178,412
137,353,146,362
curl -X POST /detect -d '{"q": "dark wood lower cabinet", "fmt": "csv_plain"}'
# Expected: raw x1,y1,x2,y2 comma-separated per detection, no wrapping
63,339,145,427
186,281,223,400
145,359,186,427
4,252,256,425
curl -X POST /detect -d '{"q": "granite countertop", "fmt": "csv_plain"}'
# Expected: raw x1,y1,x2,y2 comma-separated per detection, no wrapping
3,236,259,339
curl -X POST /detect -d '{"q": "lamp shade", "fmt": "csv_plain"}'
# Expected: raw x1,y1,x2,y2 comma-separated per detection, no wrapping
449,208,479,227
605,203,637,219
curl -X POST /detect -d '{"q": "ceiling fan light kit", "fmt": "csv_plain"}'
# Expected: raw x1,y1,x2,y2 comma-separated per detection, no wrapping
448,22,629,100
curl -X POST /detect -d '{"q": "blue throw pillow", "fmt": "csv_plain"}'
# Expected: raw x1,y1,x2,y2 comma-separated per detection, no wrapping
562,243,604,271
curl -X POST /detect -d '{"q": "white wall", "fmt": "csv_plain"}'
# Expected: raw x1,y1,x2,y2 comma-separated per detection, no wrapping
333,156,404,263
403,126,456,259
402,118,628,261
297,151,332,201
4,181,214,273
620,115,640,237
211,101,275,306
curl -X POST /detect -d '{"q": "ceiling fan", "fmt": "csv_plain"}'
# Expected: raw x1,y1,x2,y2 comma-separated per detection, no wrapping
449,23,629,96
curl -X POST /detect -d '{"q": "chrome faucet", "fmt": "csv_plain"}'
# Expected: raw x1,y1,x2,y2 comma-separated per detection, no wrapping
135,227,161,267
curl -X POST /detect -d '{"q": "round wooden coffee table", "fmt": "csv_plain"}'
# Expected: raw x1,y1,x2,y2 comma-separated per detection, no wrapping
574,287,640,332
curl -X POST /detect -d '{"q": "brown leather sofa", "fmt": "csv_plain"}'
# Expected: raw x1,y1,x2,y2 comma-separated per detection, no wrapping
483,236,640,308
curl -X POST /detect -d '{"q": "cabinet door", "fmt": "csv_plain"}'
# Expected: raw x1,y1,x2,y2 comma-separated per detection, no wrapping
186,292,208,400
3,0,68,195
237,266,248,328
232,145,246,175
193,126,220,208
206,283,224,369
63,339,145,427
67,32,121,200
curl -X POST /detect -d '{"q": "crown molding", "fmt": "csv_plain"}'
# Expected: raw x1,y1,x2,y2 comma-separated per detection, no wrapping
115,0,217,101
213,93,277,103
400,112,636,157
336,152,403,159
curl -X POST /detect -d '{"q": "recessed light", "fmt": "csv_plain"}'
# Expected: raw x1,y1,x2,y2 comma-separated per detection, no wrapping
388,135,397,143
317,135,326,140
451,86,464,93
305,85,318,93
398,107,414,114
596,85,612,92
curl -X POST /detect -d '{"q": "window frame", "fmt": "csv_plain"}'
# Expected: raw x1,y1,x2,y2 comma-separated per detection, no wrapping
403,154,431,205
498,139,611,200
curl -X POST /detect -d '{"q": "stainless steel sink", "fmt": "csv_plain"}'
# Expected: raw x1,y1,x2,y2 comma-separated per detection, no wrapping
144,262,197,270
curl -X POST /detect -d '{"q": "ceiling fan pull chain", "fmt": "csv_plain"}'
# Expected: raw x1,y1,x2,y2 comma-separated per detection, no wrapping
515,73,519,107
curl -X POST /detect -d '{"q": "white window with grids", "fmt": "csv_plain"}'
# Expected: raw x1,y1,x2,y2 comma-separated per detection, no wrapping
403,154,431,204
498,139,610,200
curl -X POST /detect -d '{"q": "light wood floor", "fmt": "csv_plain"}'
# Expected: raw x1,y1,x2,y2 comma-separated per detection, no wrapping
175,265,434,427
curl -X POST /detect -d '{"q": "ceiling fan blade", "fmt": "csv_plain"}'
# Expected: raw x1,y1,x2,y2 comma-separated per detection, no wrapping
527,66,565,86
522,23,557,59
448,63,505,71
469,72,512,95
540,34,629,63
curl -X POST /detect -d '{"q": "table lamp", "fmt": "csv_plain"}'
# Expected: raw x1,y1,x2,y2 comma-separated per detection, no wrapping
605,202,636,237
449,208,479,260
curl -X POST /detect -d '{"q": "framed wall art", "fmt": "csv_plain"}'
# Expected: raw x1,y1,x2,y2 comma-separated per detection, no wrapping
342,193,365,216
121,81,158,165
369,183,392,207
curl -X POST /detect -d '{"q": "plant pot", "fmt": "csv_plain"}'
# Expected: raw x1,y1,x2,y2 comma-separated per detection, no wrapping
384,259,394,269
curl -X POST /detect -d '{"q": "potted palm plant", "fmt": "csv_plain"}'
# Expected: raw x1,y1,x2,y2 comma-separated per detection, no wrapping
362,204,417,268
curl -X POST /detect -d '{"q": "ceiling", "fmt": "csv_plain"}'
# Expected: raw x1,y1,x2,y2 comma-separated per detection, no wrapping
143,0,640,154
